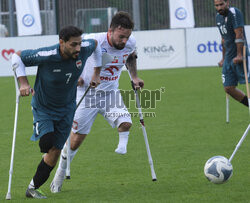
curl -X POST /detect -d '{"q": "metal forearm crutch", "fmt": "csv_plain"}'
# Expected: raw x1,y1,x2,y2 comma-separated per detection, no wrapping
229,124,250,162
228,46,250,162
6,65,20,200
126,65,157,181
243,45,250,114
226,93,229,123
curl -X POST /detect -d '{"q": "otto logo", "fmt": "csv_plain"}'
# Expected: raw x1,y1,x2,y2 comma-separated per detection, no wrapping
2,49,15,61
175,7,187,20
22,14,34,27
105,66,119,75
197,41,222,53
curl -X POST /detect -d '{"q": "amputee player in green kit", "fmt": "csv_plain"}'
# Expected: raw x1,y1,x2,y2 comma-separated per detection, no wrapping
11,25,102,199
215,0,250,107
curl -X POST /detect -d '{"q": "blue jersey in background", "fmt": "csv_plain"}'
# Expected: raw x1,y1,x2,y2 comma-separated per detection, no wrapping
216,7,249,60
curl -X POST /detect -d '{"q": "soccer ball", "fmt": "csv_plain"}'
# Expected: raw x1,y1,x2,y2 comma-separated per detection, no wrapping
204,156,233,184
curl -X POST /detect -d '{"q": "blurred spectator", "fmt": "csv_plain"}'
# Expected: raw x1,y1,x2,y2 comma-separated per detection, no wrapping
0,24,8,37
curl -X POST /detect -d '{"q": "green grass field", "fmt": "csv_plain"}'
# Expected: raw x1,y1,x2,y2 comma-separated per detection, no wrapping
0,67,250,202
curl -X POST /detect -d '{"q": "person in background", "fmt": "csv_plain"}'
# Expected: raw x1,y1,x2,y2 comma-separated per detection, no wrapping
0,23,8,37
214,0,249,107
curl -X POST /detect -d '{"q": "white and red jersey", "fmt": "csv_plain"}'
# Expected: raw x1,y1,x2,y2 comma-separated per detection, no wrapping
81,32,136,91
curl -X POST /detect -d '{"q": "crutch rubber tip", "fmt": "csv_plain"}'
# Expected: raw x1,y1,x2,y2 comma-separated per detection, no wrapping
66,176,71,179
152,179,157,181
6,193,11,200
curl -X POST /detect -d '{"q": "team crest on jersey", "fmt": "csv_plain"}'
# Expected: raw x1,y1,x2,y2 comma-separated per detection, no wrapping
76,60,82,69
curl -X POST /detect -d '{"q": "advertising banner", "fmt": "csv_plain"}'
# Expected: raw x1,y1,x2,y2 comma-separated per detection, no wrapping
133,29,186,69
169,0,195,28
186,26,250,67
0,35,57,76
1,26,249,77
186,27,222,67
15,0,42,36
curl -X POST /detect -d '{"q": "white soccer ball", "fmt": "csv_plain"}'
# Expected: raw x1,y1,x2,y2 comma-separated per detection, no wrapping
204,156,233,184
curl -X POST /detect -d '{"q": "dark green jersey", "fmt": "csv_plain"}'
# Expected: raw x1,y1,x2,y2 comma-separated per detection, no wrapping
216,7,248,60
21,39,96,115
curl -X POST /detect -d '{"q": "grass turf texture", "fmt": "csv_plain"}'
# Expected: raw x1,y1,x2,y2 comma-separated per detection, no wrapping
0,67,249,202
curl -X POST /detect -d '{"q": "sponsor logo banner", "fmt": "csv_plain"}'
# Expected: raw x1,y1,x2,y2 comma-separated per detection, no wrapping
15,0,42,36
186,26,250,67
169,0,195,28
0,35,57,76
133,29,186,69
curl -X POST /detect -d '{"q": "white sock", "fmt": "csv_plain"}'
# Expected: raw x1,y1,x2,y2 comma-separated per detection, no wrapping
117,131,129,148
69,148,78,162
58,143,78,171
115,131,129,154
28,179,35,189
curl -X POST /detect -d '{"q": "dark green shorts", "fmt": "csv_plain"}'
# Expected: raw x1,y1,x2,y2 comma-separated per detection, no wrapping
31,107,74,150
222,58,249,87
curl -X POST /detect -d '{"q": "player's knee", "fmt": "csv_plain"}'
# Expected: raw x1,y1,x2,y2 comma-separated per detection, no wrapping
39,132,55,153
70,133,87,150
224,86,235,94
118,122,132,132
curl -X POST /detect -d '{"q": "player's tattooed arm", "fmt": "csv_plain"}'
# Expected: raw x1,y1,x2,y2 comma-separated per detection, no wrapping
126,52,138,78
126,51,144,89
233,27,244,64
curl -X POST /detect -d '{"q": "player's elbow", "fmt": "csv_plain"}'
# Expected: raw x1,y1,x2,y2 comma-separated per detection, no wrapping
126,52,137,65
15,51,21,56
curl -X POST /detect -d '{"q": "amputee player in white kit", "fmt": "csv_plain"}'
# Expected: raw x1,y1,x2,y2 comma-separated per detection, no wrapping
51,11,144,193
74,32,135,137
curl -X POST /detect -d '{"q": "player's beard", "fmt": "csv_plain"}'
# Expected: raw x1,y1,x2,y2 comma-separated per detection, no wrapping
111,38,125,50
218,8,228,16
113,43,125,50
64,48,79,59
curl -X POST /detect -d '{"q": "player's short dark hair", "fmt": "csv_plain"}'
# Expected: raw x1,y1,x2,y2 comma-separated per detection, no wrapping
110,11,134,30
59,25,83,42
